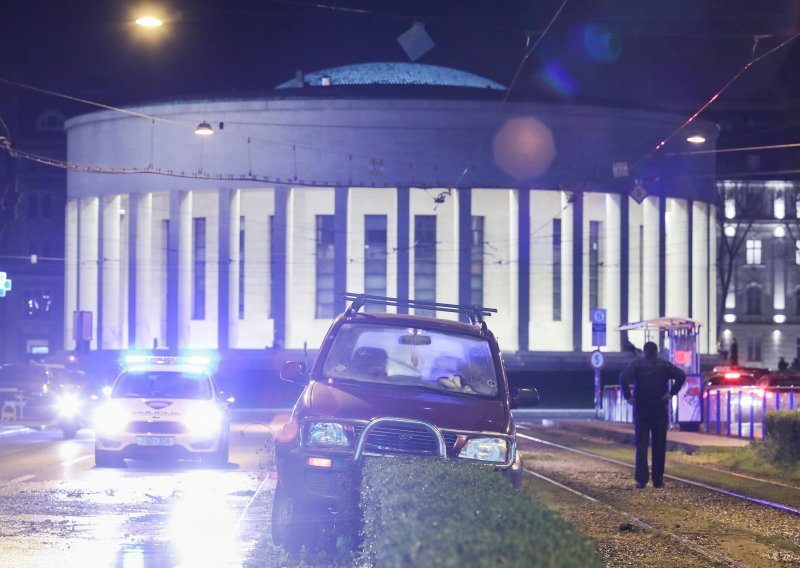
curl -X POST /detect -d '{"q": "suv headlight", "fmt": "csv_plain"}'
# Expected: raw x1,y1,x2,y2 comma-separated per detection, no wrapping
458,437,508,463
306,422,350,447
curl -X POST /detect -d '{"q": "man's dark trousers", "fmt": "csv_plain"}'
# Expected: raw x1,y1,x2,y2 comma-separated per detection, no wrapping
633,401,669,486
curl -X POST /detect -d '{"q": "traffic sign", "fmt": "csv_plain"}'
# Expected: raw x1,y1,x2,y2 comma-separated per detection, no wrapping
589,350,605,370
591,308,607,346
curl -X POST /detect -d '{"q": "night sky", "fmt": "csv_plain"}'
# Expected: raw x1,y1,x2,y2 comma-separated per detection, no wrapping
1,1,800,120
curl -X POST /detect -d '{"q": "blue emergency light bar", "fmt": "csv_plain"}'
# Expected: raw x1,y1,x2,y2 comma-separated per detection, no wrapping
121,353,214,370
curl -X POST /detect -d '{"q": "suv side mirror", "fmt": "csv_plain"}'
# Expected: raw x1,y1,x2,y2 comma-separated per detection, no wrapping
511,387,540,409
281,361,308,383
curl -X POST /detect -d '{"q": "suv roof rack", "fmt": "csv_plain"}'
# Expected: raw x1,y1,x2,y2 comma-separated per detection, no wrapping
342,293,497,325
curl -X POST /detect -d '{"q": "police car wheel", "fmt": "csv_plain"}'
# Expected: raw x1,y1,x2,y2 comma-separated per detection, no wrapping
205,434,229,466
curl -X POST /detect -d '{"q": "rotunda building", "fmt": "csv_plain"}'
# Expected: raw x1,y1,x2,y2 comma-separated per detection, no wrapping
64,62,718,370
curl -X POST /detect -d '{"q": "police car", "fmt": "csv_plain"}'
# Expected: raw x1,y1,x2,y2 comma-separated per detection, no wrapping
94,354,231,467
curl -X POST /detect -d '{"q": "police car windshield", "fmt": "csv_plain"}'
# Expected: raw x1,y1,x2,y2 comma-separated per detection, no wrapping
113,371,212,399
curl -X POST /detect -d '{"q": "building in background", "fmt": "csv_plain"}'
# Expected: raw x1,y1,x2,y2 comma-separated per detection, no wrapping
62,62,719,373
0,96,66,363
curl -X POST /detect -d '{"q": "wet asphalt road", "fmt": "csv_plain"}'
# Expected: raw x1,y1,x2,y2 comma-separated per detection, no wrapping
0,409,289,568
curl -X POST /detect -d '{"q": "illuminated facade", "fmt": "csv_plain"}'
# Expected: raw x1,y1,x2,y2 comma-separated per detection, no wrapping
63,63,719,367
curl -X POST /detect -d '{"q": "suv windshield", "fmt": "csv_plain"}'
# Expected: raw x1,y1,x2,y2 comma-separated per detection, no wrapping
112,371,212,399
321,323,499,397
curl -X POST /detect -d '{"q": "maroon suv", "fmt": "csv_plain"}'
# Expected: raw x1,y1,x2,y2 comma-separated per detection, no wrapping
272,294,540,551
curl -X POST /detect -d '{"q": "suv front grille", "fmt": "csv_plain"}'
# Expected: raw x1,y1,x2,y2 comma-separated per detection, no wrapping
352,424,457,455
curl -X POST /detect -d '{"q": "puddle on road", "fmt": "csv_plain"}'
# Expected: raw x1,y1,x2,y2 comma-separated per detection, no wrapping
0,468,269,568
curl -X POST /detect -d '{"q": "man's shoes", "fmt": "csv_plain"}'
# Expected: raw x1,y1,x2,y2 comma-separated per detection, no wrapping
635,482,646,489
653,480,663,488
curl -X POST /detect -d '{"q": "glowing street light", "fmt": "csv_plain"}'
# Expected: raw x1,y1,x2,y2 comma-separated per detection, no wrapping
194,121,214,136
686,134,706,144
135,16,164,27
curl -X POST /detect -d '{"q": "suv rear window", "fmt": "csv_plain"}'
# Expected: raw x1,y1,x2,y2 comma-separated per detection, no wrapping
321,323,499,397
113,371,212,399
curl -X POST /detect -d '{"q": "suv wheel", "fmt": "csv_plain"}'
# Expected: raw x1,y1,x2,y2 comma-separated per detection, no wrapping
272,482,321,554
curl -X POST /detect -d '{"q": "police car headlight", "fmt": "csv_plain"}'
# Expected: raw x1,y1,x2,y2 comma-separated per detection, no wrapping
306,422,350,447
95,401,128,436
458,437,508,463
183,404,223,437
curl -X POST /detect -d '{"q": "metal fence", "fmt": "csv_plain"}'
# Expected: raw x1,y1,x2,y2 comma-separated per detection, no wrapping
603,385,799,440
704,387,798,440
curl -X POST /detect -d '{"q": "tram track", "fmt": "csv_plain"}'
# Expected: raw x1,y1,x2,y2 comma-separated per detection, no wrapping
523,467,748,568
517,432,800,517
516,429,800,568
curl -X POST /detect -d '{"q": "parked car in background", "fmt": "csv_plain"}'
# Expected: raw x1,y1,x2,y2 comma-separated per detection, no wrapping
756,372,800,389
704,366,767,388
0,363,55,419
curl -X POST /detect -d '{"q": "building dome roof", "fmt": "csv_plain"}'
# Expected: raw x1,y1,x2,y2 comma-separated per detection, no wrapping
276,62,506,90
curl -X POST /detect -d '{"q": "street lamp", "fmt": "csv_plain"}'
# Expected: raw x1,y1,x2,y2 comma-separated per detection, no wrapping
195,121,214,136
686,135,706,144
135,16,164,27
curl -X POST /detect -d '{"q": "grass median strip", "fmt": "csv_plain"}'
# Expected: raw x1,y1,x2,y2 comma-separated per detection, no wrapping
360,456,603,568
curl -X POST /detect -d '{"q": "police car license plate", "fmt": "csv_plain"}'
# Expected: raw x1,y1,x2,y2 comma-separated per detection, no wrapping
136,436,175,446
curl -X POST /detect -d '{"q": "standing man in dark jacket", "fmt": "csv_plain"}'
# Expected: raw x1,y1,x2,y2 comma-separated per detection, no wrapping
619,341,686,488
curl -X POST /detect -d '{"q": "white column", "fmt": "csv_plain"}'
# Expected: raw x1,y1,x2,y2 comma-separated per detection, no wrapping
135,193,153,349
229,190,241,344
64,200,78,350
604,194,621,351
642,196,660,320
78,197,99,349
627,198,645,348
102,195,122,349
691,201,709,350
708,205,718,354
666,198,689,317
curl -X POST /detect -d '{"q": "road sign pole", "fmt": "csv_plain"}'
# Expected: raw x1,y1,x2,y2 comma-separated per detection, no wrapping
594,368,601,418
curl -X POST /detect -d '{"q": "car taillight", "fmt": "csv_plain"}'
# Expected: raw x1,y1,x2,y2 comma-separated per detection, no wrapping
724,372,741,380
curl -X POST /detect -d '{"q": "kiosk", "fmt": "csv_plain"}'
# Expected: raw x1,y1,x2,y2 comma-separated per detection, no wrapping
618,318,703,431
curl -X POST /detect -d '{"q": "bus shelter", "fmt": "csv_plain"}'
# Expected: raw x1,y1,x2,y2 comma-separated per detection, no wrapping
605,318,703,430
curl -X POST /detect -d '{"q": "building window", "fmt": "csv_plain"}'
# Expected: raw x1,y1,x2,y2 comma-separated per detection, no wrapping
795,240,800,265
364,215,388,312
552,219,562,321
745,286,762,315
470,216,484,307
192,218,206,320
774,188,786,219
589,220,601,311
414,215,436,316
35,110,65,132
795,288,800,315
746,336,762,362
796,337,800,361
724,187,736,219
238,216,245,320
23,290,53,318
315,215,335,319
745,239,762,265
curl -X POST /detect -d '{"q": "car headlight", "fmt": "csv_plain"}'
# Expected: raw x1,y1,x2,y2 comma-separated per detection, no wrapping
57,393,81,416
183,403,224,437
95,401,128,436
458,437,509,463
306,422,350,447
